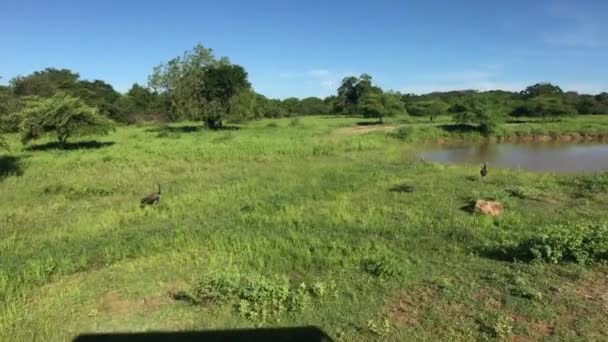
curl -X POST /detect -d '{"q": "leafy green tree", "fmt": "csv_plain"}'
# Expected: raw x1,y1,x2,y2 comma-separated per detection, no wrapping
521,83,563,98
10,68,79,97
16,93,113,146
359,91,385,122
1,84,22,132
69,79,121,118
297,97,330,115
149,44,251,128
282,97,300,116
226,89,256,123
453,97,502,135
408,100,448,121
381,92,407,117
253,94,287,118
335,74,378,114
594,93,608,114
512,96,576,120
149,44,218,122
359,91,406,123
198,63,251,128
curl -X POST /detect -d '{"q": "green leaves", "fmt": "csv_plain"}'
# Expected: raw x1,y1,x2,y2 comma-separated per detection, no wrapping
191,272,335,323
15,93,114,145
148,44,252,128
492,223,608,264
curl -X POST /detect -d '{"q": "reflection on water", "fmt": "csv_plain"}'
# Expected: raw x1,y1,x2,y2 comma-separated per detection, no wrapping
419,141,608,173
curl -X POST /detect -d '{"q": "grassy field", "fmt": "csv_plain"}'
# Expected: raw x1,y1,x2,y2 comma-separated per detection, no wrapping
1,115,608,341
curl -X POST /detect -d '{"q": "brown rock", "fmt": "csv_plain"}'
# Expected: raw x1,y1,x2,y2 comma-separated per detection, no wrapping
474,200,503,216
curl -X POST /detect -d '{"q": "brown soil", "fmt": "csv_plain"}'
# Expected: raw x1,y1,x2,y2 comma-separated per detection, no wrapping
332,125,398,136
98,289,170,316
385,285,438,326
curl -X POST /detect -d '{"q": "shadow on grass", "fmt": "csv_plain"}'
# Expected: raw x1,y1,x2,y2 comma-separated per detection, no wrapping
459,199,477,214
389,183,415,193
466,175,481,182
25,141,114,151
356,121,382,126
170,290,199,305
149,124,241,136
505,119,540,124
438,124,480,133
0,156,24,180
478,245,534,263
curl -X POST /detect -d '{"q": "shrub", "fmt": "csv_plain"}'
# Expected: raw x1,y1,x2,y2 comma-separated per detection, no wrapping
362,256,401,278
491,223,608,264
190,273,334,322
389,126,415,141
15,93,113,146
570,173,608,194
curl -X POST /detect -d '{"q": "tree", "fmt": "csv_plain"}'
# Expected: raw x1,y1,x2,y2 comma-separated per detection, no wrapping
511,96,576,120
10,68,79,97
148,44,251,128
335,74,378,114
0,84,22,132
69,79,121,118
358,91,406,123
253,94,287,118
408,100,448,121
198,63,251,128
381,92,407,117
297,97,330,115
359,90,385,122
16,93,113,146
453,97,502,135
521,83,563,98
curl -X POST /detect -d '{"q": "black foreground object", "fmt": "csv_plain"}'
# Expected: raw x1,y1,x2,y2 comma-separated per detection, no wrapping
73,326,333,342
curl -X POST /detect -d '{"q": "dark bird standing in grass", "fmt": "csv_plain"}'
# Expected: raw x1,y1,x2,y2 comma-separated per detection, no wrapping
140,184,161,207
480,162,488,179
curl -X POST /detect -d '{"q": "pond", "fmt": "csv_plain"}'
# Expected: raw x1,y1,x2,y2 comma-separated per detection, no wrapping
419,141,608,173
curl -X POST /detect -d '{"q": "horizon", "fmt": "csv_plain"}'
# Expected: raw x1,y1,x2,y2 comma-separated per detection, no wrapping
1,0,607,98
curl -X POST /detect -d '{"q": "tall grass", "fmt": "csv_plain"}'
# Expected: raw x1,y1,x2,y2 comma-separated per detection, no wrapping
1,115,608,340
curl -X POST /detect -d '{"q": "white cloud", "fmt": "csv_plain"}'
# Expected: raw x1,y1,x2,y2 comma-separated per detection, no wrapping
561,83,608,95
400,64,525,94
277,68,358,92
400,81,528,95
279,71,300,78
320,80,336,89
421,70,497,82
307,69,331,77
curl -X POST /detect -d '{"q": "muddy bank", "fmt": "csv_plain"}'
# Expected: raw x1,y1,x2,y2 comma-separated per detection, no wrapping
435,133,608,144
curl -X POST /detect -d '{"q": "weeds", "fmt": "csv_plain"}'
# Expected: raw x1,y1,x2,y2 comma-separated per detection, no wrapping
488,223,608,264
362,256,401,279
190,272,334,323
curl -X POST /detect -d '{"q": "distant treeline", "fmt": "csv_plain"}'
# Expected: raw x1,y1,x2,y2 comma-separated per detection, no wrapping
2,43,608,132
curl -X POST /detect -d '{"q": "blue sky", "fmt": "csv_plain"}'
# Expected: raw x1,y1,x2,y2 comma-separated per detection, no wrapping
1,0,607,98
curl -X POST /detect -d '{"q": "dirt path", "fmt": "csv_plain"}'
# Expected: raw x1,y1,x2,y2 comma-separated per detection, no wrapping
332,124,398,136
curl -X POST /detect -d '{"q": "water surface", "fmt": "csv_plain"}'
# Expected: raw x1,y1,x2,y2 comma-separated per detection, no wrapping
419,142,608,173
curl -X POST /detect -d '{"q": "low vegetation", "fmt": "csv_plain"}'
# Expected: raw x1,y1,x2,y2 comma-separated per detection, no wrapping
1,115,608,340
2,41,608,340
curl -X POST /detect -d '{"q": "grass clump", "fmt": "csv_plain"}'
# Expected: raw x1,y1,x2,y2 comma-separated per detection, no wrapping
491,223,608,264
362,256,401,279
569,172,608,195
190,272,334,322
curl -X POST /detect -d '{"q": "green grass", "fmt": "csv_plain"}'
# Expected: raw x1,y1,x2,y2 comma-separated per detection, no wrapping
1,115,608,341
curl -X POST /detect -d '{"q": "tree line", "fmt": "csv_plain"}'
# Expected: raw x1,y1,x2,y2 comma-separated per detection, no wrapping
2,43,608,146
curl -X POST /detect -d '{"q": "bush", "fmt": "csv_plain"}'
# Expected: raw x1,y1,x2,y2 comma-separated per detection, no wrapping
570,173,608,194
362,256,401,278
190,273,334,322
15,93,113,145
492,223,608,264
